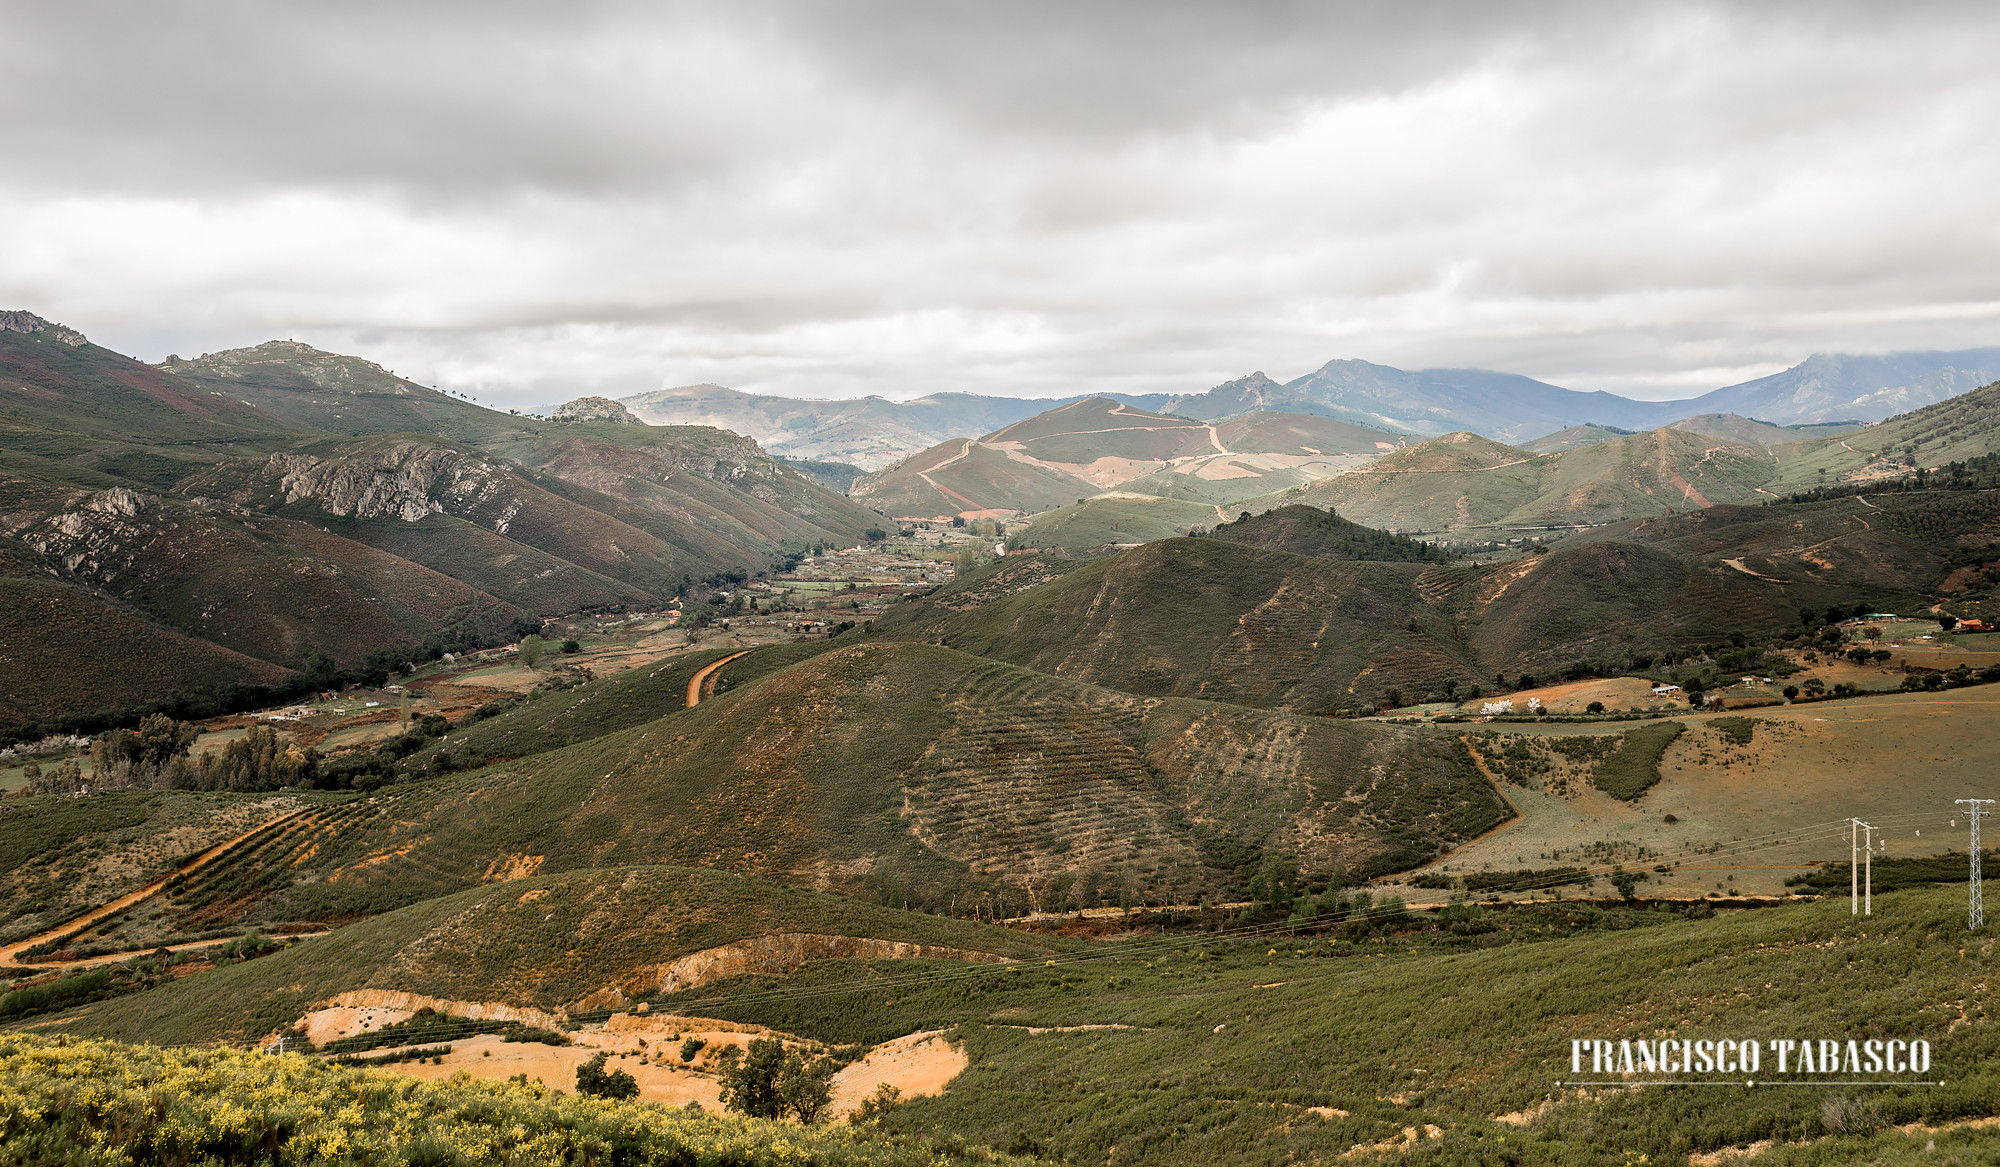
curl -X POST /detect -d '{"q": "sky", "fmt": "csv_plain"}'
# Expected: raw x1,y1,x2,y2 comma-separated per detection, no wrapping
3,1,1998,409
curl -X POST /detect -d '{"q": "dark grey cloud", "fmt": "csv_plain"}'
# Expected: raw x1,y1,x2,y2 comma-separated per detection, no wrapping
1,1,1997,406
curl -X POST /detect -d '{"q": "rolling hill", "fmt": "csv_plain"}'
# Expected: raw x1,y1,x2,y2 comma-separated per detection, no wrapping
852,399,1398,520
1767,376,2000,489
2,640,1510,949
882,492,1960,710
1279,427,1778,534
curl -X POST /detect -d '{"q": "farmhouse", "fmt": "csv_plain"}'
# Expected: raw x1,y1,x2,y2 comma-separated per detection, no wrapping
1652,683,1681,695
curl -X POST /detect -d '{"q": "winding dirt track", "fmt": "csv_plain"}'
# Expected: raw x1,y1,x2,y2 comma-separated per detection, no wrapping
686,650,752,708
0,810,306,971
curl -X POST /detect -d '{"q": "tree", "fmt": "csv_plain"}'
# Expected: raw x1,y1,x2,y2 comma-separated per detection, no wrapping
518,634,545,670
1782,685,1800,701
1586,701,1605,713
1609,866,1645,902
561,639,581,654
719,1037,837,1122
575,1051,639,1100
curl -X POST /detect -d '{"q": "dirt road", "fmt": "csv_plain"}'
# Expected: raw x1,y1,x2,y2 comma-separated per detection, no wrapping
685,651,752,708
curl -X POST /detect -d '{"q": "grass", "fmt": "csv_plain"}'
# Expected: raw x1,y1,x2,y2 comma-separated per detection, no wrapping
51,864,1061,1046
644,885,2000,1167
1011,496,1224,551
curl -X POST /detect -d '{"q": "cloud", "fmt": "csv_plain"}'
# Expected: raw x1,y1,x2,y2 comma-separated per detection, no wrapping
2,1,1997,406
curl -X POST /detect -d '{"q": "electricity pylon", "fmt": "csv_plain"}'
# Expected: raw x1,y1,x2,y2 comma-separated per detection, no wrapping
1957,799,1994,930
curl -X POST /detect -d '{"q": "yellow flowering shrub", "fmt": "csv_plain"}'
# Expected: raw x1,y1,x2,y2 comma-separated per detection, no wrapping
0,1034,980,1167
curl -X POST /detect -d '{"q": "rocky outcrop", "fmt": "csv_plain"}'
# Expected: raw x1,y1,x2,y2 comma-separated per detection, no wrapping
552,396,644,425
261,443,533,525
15,489,161,577
266,446,460,522
0,310,86,346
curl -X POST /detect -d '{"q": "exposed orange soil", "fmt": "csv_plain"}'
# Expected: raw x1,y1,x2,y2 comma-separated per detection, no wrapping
686,650,752,708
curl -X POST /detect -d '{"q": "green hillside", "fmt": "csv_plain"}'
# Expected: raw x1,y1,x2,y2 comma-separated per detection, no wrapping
883,505,1952,710
1770,377,2000,489
159,341,520,444
1205,504,1453,563
0,321,292,450
1011,494,1224,550
1289,428,1776,533
30,642,1504,936
880,537,1479,709
674,886,1997,1167
1667,412,1858,446
58,864,1058,1045
1215,411,1402,455
1518,423,1630,453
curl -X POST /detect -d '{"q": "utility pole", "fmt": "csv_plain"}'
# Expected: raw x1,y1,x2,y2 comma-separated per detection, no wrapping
1851,819,1876,916
1956,799,1994,930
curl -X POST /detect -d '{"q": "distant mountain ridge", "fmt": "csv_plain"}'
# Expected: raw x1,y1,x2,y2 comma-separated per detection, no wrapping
620,346,1999,464
621,383,1173,471
1166,348,2000,441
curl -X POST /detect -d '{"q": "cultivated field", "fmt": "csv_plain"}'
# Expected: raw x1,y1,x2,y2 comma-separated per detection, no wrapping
1407,688,2000,900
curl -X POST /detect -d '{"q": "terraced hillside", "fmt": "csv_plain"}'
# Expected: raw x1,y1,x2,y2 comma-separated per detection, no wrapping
16,642,1504,933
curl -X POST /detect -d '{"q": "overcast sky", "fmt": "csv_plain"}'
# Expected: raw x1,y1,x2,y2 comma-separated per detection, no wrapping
3,1,1997,407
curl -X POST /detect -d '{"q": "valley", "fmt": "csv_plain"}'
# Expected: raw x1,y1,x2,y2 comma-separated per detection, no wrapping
7,311,2000,1167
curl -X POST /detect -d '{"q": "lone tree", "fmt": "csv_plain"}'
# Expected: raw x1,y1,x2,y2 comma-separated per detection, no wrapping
575,1051,639,1100
518,634,545,670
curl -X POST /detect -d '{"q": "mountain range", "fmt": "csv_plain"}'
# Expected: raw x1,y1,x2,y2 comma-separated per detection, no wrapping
0,318,878,733
619,347,2000,460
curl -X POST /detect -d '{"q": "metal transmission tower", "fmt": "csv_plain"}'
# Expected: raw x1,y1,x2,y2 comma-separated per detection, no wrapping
1957,799,1994,930
1851,819,1876,916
